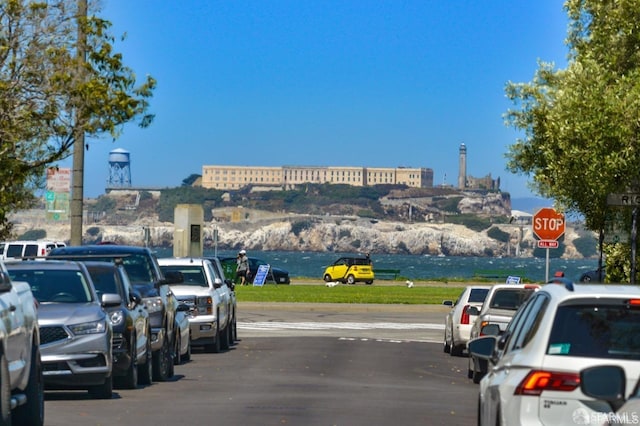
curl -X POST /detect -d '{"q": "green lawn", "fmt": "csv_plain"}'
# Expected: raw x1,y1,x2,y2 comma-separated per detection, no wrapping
233,284,463,305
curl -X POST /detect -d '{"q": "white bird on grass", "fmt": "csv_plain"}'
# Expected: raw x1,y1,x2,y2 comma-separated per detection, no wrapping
406,280,414,288
326,281,340,288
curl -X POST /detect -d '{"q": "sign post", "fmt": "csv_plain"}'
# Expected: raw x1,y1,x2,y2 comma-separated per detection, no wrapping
532,208,565,282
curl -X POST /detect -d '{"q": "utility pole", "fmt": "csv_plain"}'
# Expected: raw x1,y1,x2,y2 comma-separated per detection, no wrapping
70,0,87,246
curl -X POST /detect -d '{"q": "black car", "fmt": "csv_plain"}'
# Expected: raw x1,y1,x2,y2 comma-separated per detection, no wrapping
48,245,180,382
84,261,153,389
219,256,290,284
579,267,605,283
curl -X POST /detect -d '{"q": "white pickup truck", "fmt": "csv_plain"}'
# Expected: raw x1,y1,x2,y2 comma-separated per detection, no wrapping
0,261,44,425
158,257,233,353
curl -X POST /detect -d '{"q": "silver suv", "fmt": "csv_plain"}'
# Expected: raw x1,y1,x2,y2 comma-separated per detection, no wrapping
6,260,121,399
469,280,640,426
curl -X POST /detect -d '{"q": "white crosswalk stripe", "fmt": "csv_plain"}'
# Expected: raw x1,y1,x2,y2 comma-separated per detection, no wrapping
239,322,444,331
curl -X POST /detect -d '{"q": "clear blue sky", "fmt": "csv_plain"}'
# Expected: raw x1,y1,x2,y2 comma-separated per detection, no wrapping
61,1,569,199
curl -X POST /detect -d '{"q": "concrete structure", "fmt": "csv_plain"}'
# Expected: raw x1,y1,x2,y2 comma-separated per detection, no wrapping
458,143,467,189
107,148,132,189
201,165,434,191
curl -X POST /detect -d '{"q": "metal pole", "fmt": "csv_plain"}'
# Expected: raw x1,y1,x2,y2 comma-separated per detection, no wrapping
545,248,550,283
70,0,87,246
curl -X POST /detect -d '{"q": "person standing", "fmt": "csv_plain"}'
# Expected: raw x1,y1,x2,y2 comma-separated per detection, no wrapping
236,250,250,285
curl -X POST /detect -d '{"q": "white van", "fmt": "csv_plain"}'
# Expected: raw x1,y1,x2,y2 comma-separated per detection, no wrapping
0,240,67,260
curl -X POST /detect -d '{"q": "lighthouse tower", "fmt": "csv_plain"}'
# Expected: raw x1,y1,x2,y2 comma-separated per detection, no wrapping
458,143,467,189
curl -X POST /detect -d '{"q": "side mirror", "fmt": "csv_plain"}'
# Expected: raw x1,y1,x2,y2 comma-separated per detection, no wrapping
130,291,142,306
164,271,184,285
581,365,626,412
225,278,235,291
467,306,480,316
101,292,123,308
480,323,501,336
442,300,454,307
468,336,499,364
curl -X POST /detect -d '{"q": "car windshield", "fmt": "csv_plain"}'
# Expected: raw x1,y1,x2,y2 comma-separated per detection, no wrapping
547,304,640,360
160,265,207,287
8,269,93,303
489,289,534,310
468,288,489,303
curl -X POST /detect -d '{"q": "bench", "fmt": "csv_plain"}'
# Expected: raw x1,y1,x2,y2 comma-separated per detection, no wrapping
373,269,401,280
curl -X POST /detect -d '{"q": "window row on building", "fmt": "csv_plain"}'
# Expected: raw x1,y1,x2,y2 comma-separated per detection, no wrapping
200,165,434,191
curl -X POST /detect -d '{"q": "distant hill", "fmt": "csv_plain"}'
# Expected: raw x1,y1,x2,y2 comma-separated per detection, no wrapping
511,197,553,214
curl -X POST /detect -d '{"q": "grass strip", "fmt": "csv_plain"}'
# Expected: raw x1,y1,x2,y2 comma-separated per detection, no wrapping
234,284,463,305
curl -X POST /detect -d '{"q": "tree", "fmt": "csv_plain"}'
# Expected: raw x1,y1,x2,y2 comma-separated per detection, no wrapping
0,0,156,238
504,0,640,281
182,174,202,186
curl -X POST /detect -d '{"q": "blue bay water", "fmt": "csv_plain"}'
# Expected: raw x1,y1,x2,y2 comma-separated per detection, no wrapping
152,248,599,283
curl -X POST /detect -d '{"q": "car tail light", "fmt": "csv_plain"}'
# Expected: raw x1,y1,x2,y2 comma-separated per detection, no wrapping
628,299,640,307
460,305,471,324
514,370,580,395
478,321,490,335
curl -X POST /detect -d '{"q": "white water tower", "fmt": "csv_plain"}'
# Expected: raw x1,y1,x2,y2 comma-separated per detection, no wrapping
107,148,131,188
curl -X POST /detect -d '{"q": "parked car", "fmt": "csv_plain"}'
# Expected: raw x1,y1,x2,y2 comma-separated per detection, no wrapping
0,259,43,425
0,240,66,260
322,255,374,285
84,261,153,388
174,302,192,364
6,260,120,399
442,285,491,356
48,245,181,382
579,266,605,283
205,256,238,343
219,256,291,285
469,280,640,425
158,257,231,352
466,283,540,383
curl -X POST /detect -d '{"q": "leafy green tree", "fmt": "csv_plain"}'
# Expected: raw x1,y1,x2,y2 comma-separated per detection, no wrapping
182,174,201,186
504,0,640,279
0,0,155,238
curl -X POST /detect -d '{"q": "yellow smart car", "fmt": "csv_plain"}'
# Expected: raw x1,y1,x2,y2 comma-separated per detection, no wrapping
323,256,375,285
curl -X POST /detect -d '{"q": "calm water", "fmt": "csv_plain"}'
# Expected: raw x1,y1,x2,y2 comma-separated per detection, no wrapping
152,248,599,283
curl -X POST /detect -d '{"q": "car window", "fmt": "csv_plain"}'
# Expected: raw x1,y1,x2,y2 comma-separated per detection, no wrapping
510,294,549,351
122,255,153,283
547,303,640,359
6,244,23,258
501,294,537,354
489,289,534,310
88,268,122,298
160,265,207,287
468,288,489,303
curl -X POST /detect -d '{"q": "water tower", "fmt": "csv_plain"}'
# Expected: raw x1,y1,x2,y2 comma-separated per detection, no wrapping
107,148,132,188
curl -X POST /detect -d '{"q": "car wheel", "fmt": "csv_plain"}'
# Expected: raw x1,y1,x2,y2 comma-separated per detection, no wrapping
365,280,373,285
449,328,464,356
0,350,11,425
120,335,138,389
221,322,230,350
443,333,451,354
138,334,153,386
183,332,192,362
14,344,44,426
323,274,332,282
88,375,113,399
152,334,172,381
468,357,474,379
230,315,238,345
174,332,182,366
205,317,222,353
346,275,356,285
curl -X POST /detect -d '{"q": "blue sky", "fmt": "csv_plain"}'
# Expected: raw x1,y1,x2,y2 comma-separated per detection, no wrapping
60,1,569,199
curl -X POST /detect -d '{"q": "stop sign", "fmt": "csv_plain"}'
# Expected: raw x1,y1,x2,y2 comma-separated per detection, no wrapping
532,208,565,241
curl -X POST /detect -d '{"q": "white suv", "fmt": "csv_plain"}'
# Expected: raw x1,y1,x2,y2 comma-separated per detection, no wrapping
443,285,491,356
469,280,640,426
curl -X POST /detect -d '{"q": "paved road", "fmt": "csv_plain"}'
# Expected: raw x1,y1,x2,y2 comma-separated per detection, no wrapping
44,303,478,426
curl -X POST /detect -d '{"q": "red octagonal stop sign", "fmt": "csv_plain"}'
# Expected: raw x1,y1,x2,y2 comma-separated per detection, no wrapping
532,208,565,241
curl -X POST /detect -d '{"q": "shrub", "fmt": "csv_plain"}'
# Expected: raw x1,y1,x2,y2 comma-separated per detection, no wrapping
487,226,510,243
291,220,313,237
19,229,46,240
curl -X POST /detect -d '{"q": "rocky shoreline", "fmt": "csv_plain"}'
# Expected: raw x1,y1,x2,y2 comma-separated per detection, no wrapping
10,208,589,259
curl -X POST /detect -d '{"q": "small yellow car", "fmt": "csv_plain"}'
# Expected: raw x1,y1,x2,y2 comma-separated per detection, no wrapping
322,256,374,285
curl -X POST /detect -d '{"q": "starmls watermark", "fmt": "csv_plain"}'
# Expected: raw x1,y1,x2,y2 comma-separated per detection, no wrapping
573,408,640,425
